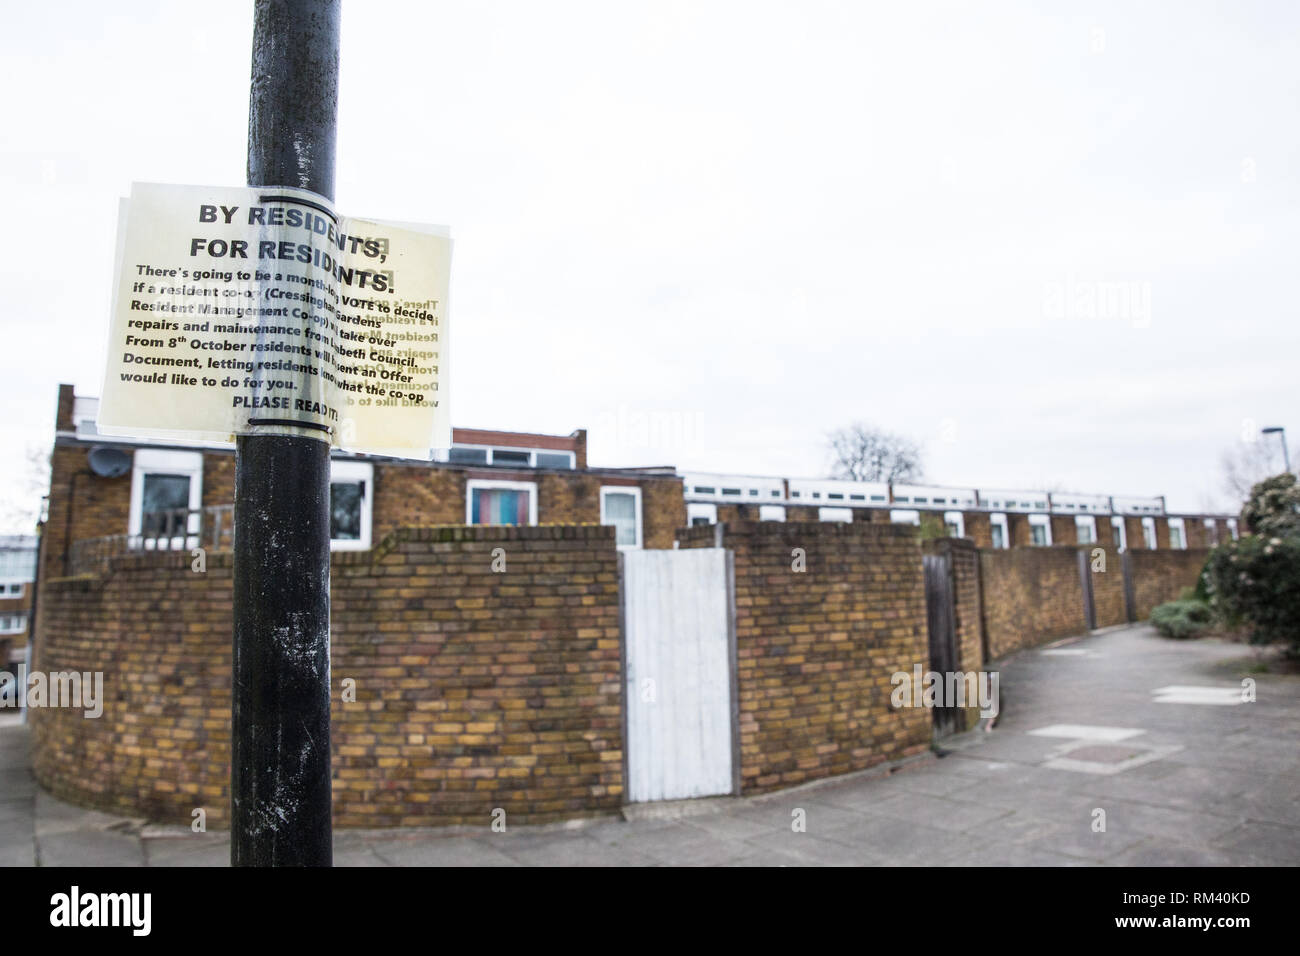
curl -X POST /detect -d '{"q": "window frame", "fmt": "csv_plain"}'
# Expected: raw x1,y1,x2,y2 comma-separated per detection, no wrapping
687,502,717,526
599,485,643,550
329,460,374,551
1111,516,1127,552
129,449,203,548
465,479,539,527
989,512,1009,549
1142,516,1157,549
1075,515,1097,544
1028,513,1052,546
1167,517,1187,550
449,444,576,470
943,510,965,538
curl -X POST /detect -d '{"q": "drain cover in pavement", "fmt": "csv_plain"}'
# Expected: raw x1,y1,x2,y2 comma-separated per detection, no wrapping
1041,739,1183,775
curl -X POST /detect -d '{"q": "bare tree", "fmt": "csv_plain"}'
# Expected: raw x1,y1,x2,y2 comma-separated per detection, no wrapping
826,423,923,483
1220,441,1280,509
0,444,50,534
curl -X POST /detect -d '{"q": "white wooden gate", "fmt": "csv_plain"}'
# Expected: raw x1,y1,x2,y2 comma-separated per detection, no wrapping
621,548,736,803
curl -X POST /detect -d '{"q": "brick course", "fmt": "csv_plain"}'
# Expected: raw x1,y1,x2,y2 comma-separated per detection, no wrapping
1127,548,1211,620
979,546,1088,658
30,524,624,828
684,520,932,794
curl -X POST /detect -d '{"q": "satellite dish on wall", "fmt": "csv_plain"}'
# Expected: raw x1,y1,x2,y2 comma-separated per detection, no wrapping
88,446,131,479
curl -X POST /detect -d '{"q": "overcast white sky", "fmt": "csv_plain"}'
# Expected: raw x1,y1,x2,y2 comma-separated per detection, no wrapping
2,0,1297,528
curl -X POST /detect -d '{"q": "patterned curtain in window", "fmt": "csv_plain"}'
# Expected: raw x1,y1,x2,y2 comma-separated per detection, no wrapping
472,488,528,525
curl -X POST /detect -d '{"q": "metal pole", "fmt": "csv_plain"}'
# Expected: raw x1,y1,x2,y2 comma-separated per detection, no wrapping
233,0,339,867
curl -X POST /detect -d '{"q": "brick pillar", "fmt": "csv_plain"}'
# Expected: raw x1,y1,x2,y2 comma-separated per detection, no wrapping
1096,517,1116,547
963,512,992,548
1008,513,1031,546
56,383,75,432
570,429,587,470
1051,515,1075,545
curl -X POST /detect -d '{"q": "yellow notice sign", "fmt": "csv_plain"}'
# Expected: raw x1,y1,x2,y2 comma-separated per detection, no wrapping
98,182,452,458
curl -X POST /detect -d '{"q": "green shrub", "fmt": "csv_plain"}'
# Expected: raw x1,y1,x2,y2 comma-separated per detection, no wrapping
1150,599,1214,640
1200,472,1300,657
1203,534,1300,657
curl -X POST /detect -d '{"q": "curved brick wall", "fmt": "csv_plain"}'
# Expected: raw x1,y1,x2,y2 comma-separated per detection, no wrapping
30,525,624,828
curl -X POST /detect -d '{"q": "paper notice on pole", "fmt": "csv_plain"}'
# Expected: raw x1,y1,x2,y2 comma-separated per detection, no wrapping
97,182,451,459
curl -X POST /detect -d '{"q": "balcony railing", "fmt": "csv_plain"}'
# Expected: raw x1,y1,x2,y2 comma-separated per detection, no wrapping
67,505,234,576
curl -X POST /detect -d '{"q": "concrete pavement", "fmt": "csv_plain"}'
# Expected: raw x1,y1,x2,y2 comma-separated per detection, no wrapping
2,623,1297,866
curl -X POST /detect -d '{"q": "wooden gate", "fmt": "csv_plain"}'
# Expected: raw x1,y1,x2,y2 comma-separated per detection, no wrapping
923,552,962,736
620,548,737,803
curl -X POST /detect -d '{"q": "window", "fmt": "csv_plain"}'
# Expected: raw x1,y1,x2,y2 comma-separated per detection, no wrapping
0,614,27,634
467,480,537,526
1227,519,1238,541
1168,518,1186,550
943,511,964,538
330,461,373,551
1204,518,1218,546
1111,517,1127,552
1142,517,1157,549
448,446,489,464
448,446,575,469
600,487,642,549
130,449,202,548
1029,514,1052,546
535,452,573,470
759,505,786,522
491,449,531,466
0,582,24,597
1075,515,1096,544
687,503,717,526
0,549,36,580
990,513,1009,549
890,509,920,526
819,507,853,523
